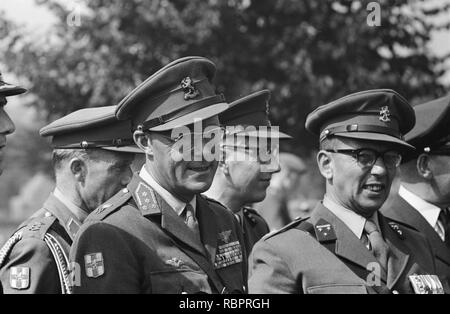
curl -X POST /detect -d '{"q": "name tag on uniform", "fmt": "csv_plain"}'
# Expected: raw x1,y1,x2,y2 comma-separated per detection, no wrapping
409,274,444,294
214,241,242,269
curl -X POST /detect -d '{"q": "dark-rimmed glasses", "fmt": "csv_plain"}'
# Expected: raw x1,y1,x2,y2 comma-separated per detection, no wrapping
326,148,402,169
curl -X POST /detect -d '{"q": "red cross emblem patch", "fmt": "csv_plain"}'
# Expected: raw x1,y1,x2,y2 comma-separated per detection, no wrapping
84,253,105,278
10,267,30,290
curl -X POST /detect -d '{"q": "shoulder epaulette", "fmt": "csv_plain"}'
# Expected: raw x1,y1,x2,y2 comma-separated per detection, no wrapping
262,216,310,241
0,212,57,268
17,213,57,241
87,187,132,222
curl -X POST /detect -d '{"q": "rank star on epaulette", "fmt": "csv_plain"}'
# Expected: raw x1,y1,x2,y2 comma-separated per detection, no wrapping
10,266,30,290
84,253,105,278
314,219,337,242
135,182,158,212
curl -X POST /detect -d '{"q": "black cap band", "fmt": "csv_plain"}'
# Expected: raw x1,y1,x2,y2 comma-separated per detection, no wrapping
141,94,225,130
320,124,403,142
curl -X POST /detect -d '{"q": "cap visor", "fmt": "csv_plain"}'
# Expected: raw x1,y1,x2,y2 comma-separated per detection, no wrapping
234,129,292,139
334,132,415,151
149,102,229,131
0,84,27,96
102,146,144,154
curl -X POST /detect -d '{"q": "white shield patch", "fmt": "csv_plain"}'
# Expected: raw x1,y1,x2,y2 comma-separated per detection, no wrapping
10,267,30,290
84,253,105,278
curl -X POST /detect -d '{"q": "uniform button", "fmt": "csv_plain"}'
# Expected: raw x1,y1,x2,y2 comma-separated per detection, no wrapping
392,290,399,294
44,212,53,217
122,188,129,193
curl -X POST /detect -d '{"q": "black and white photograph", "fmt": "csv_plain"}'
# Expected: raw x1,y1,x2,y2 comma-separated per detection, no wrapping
0,0,449,300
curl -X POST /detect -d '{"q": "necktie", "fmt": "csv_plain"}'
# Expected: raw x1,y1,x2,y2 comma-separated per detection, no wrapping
437,208,449,244
364,219,390,271
182,203,200,238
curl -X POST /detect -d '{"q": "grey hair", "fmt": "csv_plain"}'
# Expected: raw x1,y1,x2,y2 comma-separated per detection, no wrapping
319,136,339,150
52,149,93,170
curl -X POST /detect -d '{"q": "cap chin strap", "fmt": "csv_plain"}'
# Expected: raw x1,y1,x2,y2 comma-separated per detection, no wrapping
140,94,225,130
53,138,135,149
320,124,403,142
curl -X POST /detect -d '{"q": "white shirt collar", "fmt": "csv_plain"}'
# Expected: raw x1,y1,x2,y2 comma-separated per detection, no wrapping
53,188,88,223
398,185,441,228
323,195,378,239
139,166,196,216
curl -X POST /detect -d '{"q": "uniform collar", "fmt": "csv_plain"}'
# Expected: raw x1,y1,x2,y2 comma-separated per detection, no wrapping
323,195,379,239
53,188,88,223
139,165,196,215
398,185,441,228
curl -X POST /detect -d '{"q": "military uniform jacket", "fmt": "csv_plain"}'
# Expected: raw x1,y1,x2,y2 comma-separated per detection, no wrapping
249,203,441,294
0,194,80,294
70,174,247,294
382,194,450,286
236,207,269,254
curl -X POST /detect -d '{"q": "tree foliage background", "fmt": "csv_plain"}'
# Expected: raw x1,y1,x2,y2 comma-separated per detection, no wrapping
0,0,449,219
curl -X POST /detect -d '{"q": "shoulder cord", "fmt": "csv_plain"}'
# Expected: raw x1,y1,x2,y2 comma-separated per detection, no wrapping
43,233,72,294
0,231,23,269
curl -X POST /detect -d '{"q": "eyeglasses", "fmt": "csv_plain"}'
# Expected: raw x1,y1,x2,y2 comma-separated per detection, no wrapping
326,148,402,169
221,144,280,164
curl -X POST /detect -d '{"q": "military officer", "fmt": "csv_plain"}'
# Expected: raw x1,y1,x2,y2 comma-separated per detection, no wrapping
0,106,139,294
381,95,450,286
70,56,247,294
0,72,26,294
249,89,445,294
0,72,26,176
205,90,290,254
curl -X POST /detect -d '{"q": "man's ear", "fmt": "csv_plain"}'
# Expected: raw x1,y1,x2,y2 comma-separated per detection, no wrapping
70,157,87,183
133,129,153,156
416,153,433,179
317,150,333,180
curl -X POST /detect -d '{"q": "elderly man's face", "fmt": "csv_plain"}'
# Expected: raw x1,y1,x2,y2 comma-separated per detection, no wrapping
80,149,134,211
324,137,399,218
0,96,16,175
146,116,221,201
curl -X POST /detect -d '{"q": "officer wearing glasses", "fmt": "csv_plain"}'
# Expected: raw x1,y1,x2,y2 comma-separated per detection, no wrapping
205,90,291,255
382,95,450,287
249,89,445,294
